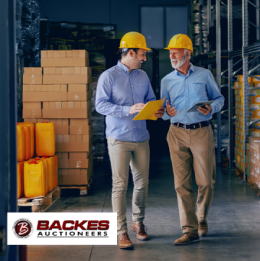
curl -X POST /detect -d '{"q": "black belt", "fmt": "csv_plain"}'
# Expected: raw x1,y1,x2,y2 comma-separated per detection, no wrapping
173,121,209,130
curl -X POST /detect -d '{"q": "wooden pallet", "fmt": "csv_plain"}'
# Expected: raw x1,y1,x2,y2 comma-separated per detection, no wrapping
18,186,61,212
60,178,92,196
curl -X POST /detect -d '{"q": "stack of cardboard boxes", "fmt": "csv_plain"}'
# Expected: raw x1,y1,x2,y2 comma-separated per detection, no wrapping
23,50,93,187
234,75,260,173
246,137,260,189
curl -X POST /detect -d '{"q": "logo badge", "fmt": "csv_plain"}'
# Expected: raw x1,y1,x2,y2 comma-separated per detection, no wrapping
13,219,33,239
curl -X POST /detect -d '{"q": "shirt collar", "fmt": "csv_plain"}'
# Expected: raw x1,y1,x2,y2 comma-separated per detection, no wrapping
117,60,131,74
174,63,194,77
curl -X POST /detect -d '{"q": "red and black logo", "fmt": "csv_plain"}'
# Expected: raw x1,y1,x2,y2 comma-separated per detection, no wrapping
13,219,33,239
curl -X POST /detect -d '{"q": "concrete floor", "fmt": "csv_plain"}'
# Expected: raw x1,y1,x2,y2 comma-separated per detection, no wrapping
28,153,260,261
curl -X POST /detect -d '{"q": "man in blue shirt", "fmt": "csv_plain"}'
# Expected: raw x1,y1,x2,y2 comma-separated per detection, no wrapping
161,34,224,245
96,32,164,249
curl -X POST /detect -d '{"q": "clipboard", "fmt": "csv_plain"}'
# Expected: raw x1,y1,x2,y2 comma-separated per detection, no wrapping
187,100,214,113
133,97,165,121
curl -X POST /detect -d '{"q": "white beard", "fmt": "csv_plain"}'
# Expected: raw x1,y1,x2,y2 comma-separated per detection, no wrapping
171,53,187,69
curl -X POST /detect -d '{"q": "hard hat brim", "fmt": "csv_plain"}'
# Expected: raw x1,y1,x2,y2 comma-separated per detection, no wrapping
164,47,193,52
119,46,152,51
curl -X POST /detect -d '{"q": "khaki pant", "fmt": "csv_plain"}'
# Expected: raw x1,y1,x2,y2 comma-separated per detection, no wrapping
167,124,216,234
107,137,150,235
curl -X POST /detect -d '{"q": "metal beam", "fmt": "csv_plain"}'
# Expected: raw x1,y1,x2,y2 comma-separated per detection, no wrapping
256,0,260,74
242,0,249,182
207,0,212,71
0,0,18,260
228,0,234,168
216,0,222,164
221,1,260,30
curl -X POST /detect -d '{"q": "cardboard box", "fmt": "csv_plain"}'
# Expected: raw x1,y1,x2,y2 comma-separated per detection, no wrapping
41,57,89,67
23,102,41,110
237,75,252,82
43,67,91,76
43,75,91,84
42,108,89,118
58,171,92,185
56,139,93,152
58,159,69,168
253,140,260,153
70,119,90,125
61,152,69,159
58,153,93,185
23,92,68,102
68,92,91,101
41,50,87,59
68,84,89,92
23,102,42,119
55,134,91,142
23,118,37,123
70,125,92,135
55,125,69,135
24,67,43,75
58,159,90,168
23,75,43,85
22,109,41,119
69,152,91,160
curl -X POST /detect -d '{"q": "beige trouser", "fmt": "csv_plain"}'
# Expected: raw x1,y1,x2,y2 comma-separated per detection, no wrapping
107,136,150,235
167,124,216,234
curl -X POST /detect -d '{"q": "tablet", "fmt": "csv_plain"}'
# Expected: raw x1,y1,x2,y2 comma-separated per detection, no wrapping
187,101,214,113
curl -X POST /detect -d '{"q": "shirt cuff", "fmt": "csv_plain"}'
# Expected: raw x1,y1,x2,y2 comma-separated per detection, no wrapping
122,106,131,117
162,111,171,120
210,103,216,115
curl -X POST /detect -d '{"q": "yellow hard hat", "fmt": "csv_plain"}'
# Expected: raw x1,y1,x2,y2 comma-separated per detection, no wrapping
119,32,151,51
165,34,193,52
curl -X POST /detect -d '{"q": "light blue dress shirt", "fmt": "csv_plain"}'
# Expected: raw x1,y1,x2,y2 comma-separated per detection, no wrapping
161,64,224,124
95,61,156,142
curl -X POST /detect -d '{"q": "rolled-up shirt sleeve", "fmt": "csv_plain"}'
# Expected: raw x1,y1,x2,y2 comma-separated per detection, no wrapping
95,72,131,117
206,71,225,115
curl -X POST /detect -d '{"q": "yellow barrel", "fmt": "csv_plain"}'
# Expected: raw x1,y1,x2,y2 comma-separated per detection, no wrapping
20,122,35,158
36,123,55,156
20,124,31,160
17,124,25,162
17,162,24,199
33,157,48,194
24,160,46,198
43,156,54,192
53,155,58,189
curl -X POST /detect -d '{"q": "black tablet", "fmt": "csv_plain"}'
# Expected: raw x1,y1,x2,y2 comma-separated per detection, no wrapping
187,101,214,113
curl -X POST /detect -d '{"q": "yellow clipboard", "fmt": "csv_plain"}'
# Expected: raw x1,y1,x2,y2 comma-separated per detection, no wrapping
133,97,165,121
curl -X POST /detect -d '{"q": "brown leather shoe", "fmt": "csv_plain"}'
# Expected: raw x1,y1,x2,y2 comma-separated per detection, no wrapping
198,221,208,237
131,222,149,241
174,233,200,245
118,232,133,249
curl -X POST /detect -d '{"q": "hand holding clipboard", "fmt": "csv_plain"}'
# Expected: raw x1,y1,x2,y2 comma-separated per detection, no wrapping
133,98,165,121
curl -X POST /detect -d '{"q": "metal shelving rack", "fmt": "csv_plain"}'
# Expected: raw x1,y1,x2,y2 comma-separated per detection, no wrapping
191,0,260,179
227,0,235,169
191,0,223,164
227,0,260,181
216,0,222,165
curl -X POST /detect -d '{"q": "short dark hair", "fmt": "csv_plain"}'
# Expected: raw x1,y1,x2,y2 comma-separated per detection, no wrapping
120,48,139,57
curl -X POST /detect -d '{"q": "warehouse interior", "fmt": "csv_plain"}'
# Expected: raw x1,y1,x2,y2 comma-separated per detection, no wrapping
1,0,260,260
